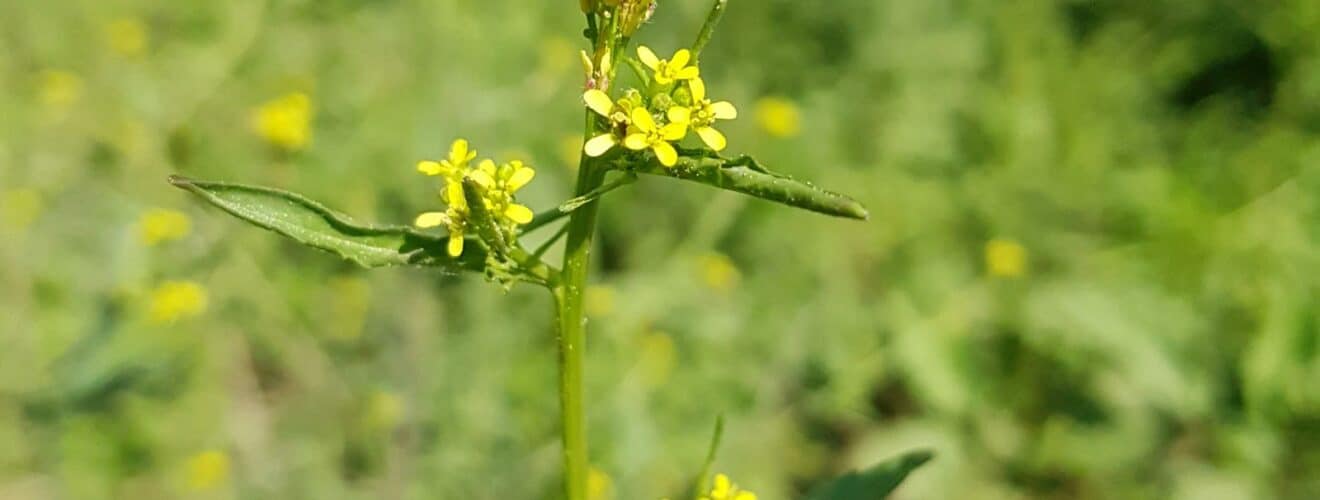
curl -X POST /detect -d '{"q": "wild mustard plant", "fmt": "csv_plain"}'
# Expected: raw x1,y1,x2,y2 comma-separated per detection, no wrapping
172,1,930,498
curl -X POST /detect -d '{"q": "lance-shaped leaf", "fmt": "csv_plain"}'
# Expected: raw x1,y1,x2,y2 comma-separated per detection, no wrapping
803,449,933,500
169,176,485,271
631,154,869,220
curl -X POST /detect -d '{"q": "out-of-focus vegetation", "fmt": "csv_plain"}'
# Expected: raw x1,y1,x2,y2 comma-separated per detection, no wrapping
2,0,1318,498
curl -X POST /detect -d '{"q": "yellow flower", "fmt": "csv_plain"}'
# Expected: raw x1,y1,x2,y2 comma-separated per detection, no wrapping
415,209,467,257
670,78,738,151
251,92,313,151
587,467,615,500
695,252,740,292
421,138,478,177
148,281,208,324
185,450,230,491
138,208,191,246
637,46,699,86
584,285,616,317
1,188,44,231
365,390,404,430
105,17,148,57
985,238,1027,278
38,70,83,109
583,88,642,157
754,97,801,138
702,473,756,500
623,107,686,167
468,159,536,225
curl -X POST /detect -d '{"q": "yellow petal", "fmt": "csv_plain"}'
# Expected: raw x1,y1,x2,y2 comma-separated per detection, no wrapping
713,475,731,496
414,212,448,228
585,134,618,156
584,89,614,117
504,204,534,224
654,74,673,86
417,160,443,176
507,166,535,191
446,182,466,208
447,233,465,257
653,141,678,167
696,126,727,151
637,45,660,70
661,122,687,141
630,107,656,131
449,139,470,162
667,106,691,124
670,49,691,69
711,101,738,120
468,169,495,189
689,77,707,102
478,159,497,176
600,47,613,74
623,133,650,151
676,66,700,80
734,493,756,500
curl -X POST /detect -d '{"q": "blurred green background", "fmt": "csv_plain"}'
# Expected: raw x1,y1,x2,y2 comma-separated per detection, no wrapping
3,0,1319,498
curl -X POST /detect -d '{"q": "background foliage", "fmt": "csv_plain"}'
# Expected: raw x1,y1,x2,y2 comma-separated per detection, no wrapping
3,0,1319,498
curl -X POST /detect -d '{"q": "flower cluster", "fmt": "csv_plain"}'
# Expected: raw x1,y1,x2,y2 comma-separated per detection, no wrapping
583,46,738,167
414,139,536,257
701,473,757,500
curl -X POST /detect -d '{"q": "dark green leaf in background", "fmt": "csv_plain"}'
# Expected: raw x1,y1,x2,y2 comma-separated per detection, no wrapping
803,450,933,500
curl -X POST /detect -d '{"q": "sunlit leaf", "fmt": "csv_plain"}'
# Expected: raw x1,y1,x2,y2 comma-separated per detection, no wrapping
169,176,484,271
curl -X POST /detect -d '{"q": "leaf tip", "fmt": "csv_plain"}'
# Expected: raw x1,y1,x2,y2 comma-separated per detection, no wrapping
167,175,194,189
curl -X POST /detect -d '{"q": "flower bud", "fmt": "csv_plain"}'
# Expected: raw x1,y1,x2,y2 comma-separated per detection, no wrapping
619,0,655,36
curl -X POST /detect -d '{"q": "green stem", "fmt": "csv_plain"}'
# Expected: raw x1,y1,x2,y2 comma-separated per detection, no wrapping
555,115,609,500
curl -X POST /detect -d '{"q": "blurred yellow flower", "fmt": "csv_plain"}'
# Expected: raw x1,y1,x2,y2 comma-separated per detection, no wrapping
702,473,756,500
365,390,404,429
985,238,1027,278
1,188,44,231
638,331,675,387
185,450,230,491
251,92,313,151
149,281,208,324
105,17,148,57
587,466,614,500
584,285,616,317
138,208,191,246
38,70,83,109
754,97,801,138
561,134,584,169
696,252,740,292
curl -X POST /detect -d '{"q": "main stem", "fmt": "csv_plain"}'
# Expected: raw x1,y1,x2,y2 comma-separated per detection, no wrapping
555,115,608,500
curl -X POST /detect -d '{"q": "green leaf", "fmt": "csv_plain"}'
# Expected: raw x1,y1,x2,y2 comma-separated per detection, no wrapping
804,450,933,500
169,176,485,271
632,154,870,220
